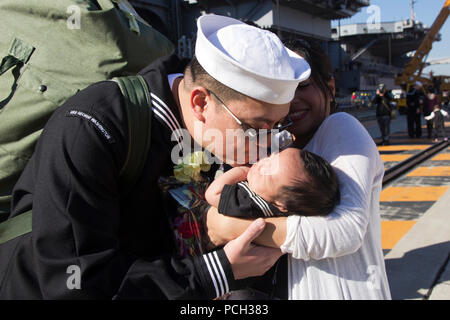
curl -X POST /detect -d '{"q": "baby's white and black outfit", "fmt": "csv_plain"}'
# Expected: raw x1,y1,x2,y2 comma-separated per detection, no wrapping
218,181,285,218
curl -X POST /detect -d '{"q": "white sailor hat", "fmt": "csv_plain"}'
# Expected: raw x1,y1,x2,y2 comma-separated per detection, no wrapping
195,14,311,105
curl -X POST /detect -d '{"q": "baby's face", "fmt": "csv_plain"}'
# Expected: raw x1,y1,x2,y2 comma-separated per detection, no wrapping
247,148,305,205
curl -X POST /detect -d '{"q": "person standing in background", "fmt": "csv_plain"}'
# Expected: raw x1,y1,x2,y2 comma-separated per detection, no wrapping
425,105,449,142
441,91,449,111
372,83,393,145
424,87,440,139
406,82,424,139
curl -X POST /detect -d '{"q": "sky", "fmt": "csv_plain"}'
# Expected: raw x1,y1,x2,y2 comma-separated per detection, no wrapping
331,0,450,76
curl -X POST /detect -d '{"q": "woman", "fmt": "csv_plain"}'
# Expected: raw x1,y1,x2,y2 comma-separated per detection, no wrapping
205,39,391,300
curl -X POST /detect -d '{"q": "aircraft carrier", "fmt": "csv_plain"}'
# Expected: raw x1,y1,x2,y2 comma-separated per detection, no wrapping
129,0,434,95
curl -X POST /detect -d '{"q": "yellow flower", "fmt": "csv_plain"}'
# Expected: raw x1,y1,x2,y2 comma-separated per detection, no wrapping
173,151,211,183
173,165,192,183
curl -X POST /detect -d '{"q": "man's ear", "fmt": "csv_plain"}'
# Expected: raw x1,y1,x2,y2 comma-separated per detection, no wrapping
190,87,210,123
328,76,336,97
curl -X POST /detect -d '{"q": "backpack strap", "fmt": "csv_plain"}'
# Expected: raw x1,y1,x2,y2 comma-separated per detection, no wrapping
0,38,35,111
114,75,153,194
0,210,32,245
0,75,152,245
0,38,34,76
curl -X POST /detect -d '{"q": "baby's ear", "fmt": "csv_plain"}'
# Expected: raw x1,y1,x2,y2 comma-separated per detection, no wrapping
273,200,289,213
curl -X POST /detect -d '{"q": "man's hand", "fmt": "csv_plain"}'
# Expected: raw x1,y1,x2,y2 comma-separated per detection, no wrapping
223,218,284,280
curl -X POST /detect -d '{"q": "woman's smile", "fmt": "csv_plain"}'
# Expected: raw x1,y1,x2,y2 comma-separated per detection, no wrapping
290,108,309,122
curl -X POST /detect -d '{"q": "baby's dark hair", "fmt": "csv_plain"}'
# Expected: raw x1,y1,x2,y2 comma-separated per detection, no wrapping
279,149,340,217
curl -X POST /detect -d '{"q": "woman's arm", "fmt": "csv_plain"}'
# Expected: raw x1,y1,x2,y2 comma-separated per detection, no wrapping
255,216,287,248
205,205,286,249
205,166,250,208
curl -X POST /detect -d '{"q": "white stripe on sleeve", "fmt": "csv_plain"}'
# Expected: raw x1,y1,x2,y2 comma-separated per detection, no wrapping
202,254,220,297
206,253,224,296
212,251,229,293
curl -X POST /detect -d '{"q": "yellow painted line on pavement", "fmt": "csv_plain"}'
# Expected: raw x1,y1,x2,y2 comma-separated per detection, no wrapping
407,166,450,177
380,186,449,202
380,154,411,162
381,220,417,249
431,153,450,161
383,139,433,145
377,145,429,151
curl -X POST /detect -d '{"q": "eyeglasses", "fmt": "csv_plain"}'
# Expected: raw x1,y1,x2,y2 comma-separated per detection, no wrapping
208,90,293,139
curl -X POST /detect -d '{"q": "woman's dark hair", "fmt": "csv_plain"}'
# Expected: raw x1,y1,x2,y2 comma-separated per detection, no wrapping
283,38,337,113
279,149,340,217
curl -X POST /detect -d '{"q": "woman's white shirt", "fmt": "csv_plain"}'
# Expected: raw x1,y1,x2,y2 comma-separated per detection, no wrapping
280,112,391,300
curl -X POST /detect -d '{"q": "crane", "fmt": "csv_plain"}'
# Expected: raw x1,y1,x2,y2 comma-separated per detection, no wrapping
393,0,450,114
395,0,450,93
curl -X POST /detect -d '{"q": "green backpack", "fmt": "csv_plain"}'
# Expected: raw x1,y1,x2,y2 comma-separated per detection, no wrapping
0,75,153,245
0,0,174,220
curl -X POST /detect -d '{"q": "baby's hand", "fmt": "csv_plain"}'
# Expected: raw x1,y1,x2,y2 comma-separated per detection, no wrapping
205,166,250,208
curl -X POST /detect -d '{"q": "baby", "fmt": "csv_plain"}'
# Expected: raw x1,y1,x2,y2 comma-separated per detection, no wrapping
205,147,340,218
